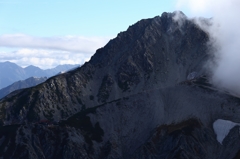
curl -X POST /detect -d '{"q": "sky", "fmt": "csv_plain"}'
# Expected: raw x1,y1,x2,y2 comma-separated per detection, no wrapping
0,0,200,69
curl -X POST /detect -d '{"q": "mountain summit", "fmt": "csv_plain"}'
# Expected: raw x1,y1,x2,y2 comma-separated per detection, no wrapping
0,12,239,159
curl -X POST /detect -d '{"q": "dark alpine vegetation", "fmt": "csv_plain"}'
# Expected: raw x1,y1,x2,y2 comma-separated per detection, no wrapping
1,11,240,159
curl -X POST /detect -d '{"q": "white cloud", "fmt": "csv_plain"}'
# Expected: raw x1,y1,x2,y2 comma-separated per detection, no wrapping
0,48,94,69
0,34,111,69
0,34,110,53
176,0,240,95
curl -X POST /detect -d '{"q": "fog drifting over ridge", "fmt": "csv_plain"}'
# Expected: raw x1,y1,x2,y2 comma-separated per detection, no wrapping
177,0,240,95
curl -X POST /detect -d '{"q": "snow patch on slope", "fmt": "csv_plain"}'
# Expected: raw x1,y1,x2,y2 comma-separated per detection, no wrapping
213,119,240,144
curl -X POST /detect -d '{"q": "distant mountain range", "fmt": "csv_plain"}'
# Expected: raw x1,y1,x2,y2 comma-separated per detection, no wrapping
0,61,79,89
0,77,47,99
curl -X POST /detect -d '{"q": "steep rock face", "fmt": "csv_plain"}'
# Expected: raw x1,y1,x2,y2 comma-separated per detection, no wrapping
1,11,240,159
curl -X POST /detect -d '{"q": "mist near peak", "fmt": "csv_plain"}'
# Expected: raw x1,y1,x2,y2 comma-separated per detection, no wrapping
176,0,240,96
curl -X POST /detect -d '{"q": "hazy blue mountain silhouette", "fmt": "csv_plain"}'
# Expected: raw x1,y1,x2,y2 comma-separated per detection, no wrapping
0,61,79,89
0,76,47,99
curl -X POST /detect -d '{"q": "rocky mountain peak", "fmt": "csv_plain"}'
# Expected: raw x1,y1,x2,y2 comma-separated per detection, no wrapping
0,12,210,124
0,12,238,159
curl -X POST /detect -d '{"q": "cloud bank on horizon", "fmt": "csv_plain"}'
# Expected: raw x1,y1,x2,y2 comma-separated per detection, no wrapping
0,35,110,69
0,48,91,69
177,0,240,95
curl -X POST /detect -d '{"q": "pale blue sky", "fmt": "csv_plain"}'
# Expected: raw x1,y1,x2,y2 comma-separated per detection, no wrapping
0,1,178,36
0,0,211,69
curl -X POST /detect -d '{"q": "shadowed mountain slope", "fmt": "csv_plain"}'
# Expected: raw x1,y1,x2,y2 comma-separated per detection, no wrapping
0,12,209,124
0,12,239,159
